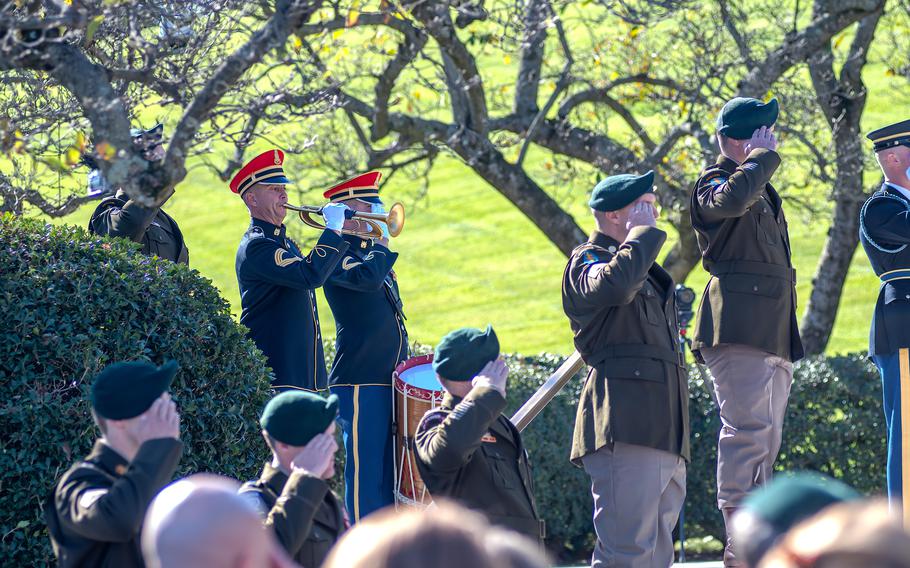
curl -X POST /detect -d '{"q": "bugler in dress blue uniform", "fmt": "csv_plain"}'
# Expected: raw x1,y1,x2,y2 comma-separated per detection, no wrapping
232,149,349,391
861,119,910,523
323,171,410,522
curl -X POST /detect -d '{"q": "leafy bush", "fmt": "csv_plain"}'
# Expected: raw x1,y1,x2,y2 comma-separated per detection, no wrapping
0,215,273,565
504,350,886,561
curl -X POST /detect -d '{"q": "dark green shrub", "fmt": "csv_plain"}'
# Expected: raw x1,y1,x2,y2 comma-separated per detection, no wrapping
0,215,273,565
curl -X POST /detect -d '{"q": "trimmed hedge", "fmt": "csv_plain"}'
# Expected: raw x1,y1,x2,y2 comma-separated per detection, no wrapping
0,214,889,564
0,215,273,565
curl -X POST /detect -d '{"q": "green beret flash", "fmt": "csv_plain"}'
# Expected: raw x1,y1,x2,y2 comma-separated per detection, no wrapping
588,170,655,212
433,325,500,382
716,97,779,140
91,360,178,420
260,391,339,447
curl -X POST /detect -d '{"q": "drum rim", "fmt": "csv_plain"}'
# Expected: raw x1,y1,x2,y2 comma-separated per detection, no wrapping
394,353,434,376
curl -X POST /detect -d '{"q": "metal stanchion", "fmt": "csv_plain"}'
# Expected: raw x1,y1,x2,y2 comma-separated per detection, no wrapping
675,284,696,564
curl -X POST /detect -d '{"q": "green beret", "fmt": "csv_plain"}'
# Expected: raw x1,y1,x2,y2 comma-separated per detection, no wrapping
588,170,655,212
716,97,779,140
735,473,860,567
433,325,500,382
260,391,339,447
91,360,178,420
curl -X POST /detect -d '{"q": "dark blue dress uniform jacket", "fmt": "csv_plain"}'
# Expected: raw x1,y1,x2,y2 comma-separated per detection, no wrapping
236,218,348,391
860,183,910,355
324,235,409,386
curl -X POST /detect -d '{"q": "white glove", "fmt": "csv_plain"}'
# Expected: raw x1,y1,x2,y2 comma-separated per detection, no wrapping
322,203,349,231
371,202,391,239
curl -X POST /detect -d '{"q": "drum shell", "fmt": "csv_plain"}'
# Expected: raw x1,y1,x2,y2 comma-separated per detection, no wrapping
393,354,443,508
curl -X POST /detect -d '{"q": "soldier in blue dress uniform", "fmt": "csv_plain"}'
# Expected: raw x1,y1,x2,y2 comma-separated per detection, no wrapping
232,149,349,391
322,171,409,522
861,119,910,523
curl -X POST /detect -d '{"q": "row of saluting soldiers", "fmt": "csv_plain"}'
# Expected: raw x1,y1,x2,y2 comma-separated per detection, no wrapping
51,98,910,568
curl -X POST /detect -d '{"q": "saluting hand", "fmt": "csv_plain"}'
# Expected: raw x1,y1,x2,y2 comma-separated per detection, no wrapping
744,125,778,154
625,201,657,231
473,358,509,397
290,432,338,479
132,393,181,444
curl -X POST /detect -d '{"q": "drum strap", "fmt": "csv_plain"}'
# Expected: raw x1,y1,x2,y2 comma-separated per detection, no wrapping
346,247,406,319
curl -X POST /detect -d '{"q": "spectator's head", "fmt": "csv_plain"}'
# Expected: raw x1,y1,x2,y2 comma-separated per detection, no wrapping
758,499,910,568
715,97,779,163
322,501,500,568
142,474,297,568
230,149,291,226
868,119,910,184
260,391,340,479
433,326,499,397
90,360,179,459
732,473,860,567
483,526,549,568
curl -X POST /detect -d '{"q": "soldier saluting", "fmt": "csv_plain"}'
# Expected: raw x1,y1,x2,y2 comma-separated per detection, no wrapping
562,171,688,568
860,118,910,523
45,361,183,568
240,391,347,567
415,326,544,544
689,97,803,566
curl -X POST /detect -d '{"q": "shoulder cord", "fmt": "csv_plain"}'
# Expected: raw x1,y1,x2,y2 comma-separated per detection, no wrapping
860,192,909,254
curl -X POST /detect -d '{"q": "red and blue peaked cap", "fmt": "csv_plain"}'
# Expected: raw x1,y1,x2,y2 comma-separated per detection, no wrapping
323,171,382,203
230,149,291,197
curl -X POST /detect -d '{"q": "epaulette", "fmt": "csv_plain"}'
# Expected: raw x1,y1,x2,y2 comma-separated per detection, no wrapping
417,408,448,434
246,226,265,240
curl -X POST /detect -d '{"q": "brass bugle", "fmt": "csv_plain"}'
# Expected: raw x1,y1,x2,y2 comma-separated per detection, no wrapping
284,202,405,239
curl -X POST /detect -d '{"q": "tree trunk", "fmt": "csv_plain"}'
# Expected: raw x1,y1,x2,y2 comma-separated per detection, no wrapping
662,212,702,283
449,129,587,256
799,5,883,355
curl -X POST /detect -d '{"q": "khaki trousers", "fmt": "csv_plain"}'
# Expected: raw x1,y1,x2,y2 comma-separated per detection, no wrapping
582,442,686,568
701,344,793,510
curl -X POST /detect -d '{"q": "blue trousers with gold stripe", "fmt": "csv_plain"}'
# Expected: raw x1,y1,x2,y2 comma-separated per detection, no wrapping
331,385,395,522
873,348,910,523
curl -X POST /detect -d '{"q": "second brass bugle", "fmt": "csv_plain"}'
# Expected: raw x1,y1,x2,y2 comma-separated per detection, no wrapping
284,202,405,239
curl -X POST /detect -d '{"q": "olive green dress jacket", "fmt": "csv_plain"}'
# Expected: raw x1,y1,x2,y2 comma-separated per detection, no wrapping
415,386,545,542
240,463,346,568
689,149,804,363
45,439,183,568
562,226,690,464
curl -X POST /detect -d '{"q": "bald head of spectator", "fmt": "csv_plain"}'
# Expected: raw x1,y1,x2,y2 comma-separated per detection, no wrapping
323,501,510,568
142,474,297,568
